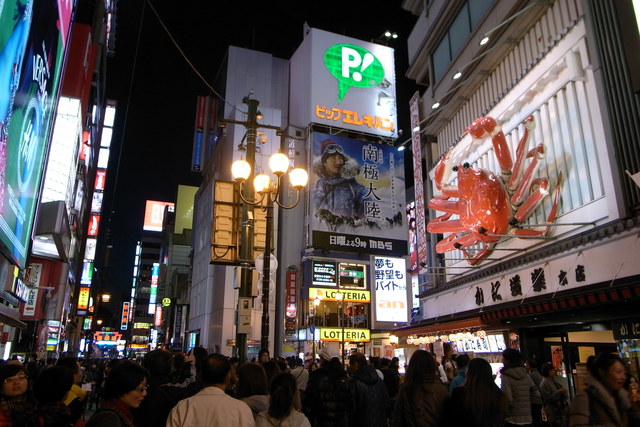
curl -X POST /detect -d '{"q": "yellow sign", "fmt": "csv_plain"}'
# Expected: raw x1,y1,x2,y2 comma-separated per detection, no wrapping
320,328,370,342
162,298,171,307
77,287,90,310
309,287,370,302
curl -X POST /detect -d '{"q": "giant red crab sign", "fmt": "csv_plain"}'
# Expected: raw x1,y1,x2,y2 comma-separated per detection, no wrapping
427,115,563,265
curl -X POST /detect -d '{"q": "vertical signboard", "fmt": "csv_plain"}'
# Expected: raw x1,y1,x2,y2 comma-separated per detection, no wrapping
310,132,407,255
20,263,42,319
409,94,428,271
285,266,297,334
77,287,90,310
121,301,130,330
148,262,159,314
0,0,74,269
373,256,408,323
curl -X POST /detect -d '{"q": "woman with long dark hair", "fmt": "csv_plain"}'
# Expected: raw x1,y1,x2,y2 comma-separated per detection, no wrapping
236,362,269,420
256,372,310,427
568,352,639,426
393,350,448,427
443,357,506,427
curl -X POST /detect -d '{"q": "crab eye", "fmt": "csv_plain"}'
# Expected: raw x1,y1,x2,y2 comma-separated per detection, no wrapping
452,165,458,172
463,162,470,169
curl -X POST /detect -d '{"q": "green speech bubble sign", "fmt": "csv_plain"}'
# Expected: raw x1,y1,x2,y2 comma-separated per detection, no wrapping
324,44,384,103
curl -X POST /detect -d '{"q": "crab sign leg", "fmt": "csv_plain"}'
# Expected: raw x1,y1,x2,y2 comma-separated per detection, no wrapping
511,143,546,206
434,148,455,191
434,232,481,253
508,115,536,191
466,116,513,176
512,172,564,237
461,244,495,266
513,177,550,223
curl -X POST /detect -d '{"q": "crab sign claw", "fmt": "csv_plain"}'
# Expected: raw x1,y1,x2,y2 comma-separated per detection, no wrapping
434,148,455,191
466,116,513,176
511,171,564,237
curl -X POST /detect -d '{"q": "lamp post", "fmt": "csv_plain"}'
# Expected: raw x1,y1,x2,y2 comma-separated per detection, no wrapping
232,135,308,356
335,290,345,367
311,297,320,359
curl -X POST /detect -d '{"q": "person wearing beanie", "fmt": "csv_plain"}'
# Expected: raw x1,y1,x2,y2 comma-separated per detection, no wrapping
312,138,370,224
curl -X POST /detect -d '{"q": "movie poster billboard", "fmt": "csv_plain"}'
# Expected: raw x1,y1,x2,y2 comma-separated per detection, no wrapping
310,131,407,256
0,0,73,269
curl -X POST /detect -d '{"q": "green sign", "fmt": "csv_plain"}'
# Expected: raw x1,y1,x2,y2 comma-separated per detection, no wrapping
324,44,384,103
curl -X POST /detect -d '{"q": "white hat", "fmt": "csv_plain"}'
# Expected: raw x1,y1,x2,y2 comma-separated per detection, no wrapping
320,343,339,361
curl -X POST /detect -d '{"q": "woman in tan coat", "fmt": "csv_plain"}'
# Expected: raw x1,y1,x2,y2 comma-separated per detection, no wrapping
568,352,638,427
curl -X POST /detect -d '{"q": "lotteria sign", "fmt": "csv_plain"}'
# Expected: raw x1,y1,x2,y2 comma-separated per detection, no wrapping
290,28,397,138
309,287,370,302
320,328,370,342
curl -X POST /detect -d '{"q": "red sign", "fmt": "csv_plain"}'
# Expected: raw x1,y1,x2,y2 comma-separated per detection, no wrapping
95,170,106,191
87,215,100,236
93,331,122,342
154,305,162,327
143,200,175,232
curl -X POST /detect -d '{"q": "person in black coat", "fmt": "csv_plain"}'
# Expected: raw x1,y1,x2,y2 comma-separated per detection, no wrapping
131,349,194,427
347,352,390,427
302,347,351,427
26,366,75,427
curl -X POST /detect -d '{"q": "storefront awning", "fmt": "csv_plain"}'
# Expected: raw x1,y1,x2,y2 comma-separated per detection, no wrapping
393,316,486,337
0,304,27,329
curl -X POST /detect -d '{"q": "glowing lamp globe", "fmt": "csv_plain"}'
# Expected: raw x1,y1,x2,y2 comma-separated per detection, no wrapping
269,153,289,176
289,168,309,189
232,160,251,181
253,174,271,193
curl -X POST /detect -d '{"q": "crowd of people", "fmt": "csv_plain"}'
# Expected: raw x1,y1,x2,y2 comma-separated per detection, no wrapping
0,347,638,426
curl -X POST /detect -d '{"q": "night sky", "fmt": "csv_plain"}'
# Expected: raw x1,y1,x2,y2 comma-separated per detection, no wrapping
100,1,419,299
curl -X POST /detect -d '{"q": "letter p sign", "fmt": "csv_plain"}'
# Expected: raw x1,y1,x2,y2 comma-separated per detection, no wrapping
324,44,384,103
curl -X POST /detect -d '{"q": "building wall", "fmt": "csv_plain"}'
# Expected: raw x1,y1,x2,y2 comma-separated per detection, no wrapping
189,46,292,355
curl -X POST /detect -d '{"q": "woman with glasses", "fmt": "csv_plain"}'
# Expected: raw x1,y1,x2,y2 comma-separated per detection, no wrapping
86,360,149,427
312,139,370,227
0,363,34,426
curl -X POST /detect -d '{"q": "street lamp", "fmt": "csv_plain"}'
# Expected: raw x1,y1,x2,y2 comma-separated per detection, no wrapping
232,150,308,353
335,290,345,367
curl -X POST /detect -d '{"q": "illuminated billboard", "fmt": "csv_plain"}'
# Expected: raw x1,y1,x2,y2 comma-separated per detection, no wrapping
290,28,397,138
310,131,407,255
0,0,74,269
148,262,159,314
175,185,197,234
373,256,408,323
143,200,175,232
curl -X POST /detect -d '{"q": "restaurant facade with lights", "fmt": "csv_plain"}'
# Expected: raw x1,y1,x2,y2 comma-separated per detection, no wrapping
396,0,640,393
